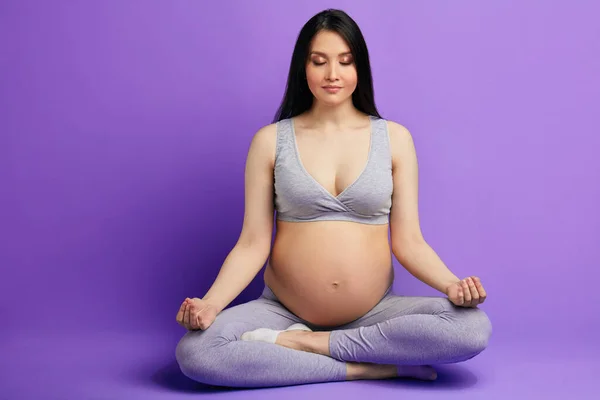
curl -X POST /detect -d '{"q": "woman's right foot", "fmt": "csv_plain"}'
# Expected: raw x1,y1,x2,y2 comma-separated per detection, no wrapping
396,365,437,380
346,363,437,381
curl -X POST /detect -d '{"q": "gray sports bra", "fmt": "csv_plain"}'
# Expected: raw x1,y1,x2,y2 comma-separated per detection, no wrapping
274,115,393,225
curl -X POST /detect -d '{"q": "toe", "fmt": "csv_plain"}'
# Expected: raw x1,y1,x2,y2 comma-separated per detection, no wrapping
419,366,437,381
427,367,438,380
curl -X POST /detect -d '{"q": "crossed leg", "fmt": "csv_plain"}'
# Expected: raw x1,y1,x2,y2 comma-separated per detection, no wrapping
176,287,492,388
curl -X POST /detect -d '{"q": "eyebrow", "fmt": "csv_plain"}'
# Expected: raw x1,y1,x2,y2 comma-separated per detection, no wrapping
310,51,353,57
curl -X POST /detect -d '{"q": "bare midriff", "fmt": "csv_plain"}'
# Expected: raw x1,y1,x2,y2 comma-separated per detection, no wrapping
264,219,394,327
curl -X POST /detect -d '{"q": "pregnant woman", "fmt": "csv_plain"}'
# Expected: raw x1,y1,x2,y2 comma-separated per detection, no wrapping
175,8,491,388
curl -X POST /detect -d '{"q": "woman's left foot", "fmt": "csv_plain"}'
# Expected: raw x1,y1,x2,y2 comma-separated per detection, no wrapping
396,365,438,381
347,363,437,381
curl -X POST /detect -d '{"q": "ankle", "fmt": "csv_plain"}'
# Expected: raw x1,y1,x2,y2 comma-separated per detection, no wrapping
277,330,330,356
276,330,310,350
346,363,365,380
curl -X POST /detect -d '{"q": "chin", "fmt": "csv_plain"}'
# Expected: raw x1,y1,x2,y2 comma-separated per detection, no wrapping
315,96,351,107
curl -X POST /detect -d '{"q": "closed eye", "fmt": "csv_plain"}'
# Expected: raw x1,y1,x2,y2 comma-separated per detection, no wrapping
312,61,354,66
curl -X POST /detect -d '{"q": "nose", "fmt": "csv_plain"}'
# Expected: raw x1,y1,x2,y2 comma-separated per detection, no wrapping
325,63,340,81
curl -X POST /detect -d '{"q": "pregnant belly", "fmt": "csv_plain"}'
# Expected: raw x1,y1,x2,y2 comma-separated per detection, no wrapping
264,220,394,327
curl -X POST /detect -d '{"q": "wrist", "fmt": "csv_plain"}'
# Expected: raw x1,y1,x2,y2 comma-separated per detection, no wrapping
442,278,461,295
202,296,224,313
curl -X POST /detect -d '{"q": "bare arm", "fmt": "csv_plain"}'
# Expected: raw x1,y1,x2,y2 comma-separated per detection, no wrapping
387,121,460,294
201,124,277,313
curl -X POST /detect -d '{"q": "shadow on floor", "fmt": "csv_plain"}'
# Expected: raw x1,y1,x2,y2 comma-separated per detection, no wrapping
366,364,479,391
136,360,479,393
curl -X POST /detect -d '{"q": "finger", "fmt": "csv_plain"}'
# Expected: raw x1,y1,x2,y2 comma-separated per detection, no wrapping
176,300,187,325
190,307,200,330
190,302,203,330
456,285,465,306
184,302,191,329
467,277,479,304
196,309,206,330
472,277,487,303
462,280,472,305
196,313,204,330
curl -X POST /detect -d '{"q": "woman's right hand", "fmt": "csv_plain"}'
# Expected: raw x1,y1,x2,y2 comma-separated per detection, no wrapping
176,297,218,330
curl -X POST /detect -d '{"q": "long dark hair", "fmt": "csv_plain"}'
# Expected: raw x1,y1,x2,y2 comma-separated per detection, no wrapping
273,9,382,123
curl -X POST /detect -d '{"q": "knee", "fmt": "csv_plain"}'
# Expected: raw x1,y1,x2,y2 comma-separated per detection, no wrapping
433,299,491,356
459,308,492,357
175,331,206,380
175,330,227,384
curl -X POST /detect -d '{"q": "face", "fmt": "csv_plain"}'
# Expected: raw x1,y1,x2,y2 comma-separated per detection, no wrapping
305,30,357,106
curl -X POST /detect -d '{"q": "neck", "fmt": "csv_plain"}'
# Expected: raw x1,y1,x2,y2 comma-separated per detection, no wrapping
305,98,364,129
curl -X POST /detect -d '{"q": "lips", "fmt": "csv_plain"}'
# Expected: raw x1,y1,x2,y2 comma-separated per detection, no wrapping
323,86,342,93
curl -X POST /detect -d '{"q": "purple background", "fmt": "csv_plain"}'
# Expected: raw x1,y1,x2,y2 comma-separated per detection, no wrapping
1,1,598,399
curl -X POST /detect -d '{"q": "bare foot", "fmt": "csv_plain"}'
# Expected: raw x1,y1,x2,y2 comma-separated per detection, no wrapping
396,365,438,381
347,363,397,380
347,363,437,381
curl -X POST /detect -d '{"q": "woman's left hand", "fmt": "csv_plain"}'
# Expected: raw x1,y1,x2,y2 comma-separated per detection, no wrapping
446,276,487,307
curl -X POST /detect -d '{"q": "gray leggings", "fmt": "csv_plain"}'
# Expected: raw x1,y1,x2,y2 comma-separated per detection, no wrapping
175,285,492,388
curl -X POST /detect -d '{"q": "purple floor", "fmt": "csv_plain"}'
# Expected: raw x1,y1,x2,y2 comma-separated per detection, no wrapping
3,1,600,399
1,331,596,399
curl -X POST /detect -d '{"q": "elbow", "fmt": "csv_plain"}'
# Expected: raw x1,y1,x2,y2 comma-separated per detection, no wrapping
392,237,427,263
236,237,272,260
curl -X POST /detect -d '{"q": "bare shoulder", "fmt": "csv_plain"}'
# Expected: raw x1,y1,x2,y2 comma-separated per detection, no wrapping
385,120,413,143
385,120,416,165
253,122,278,141
248,122,278,167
